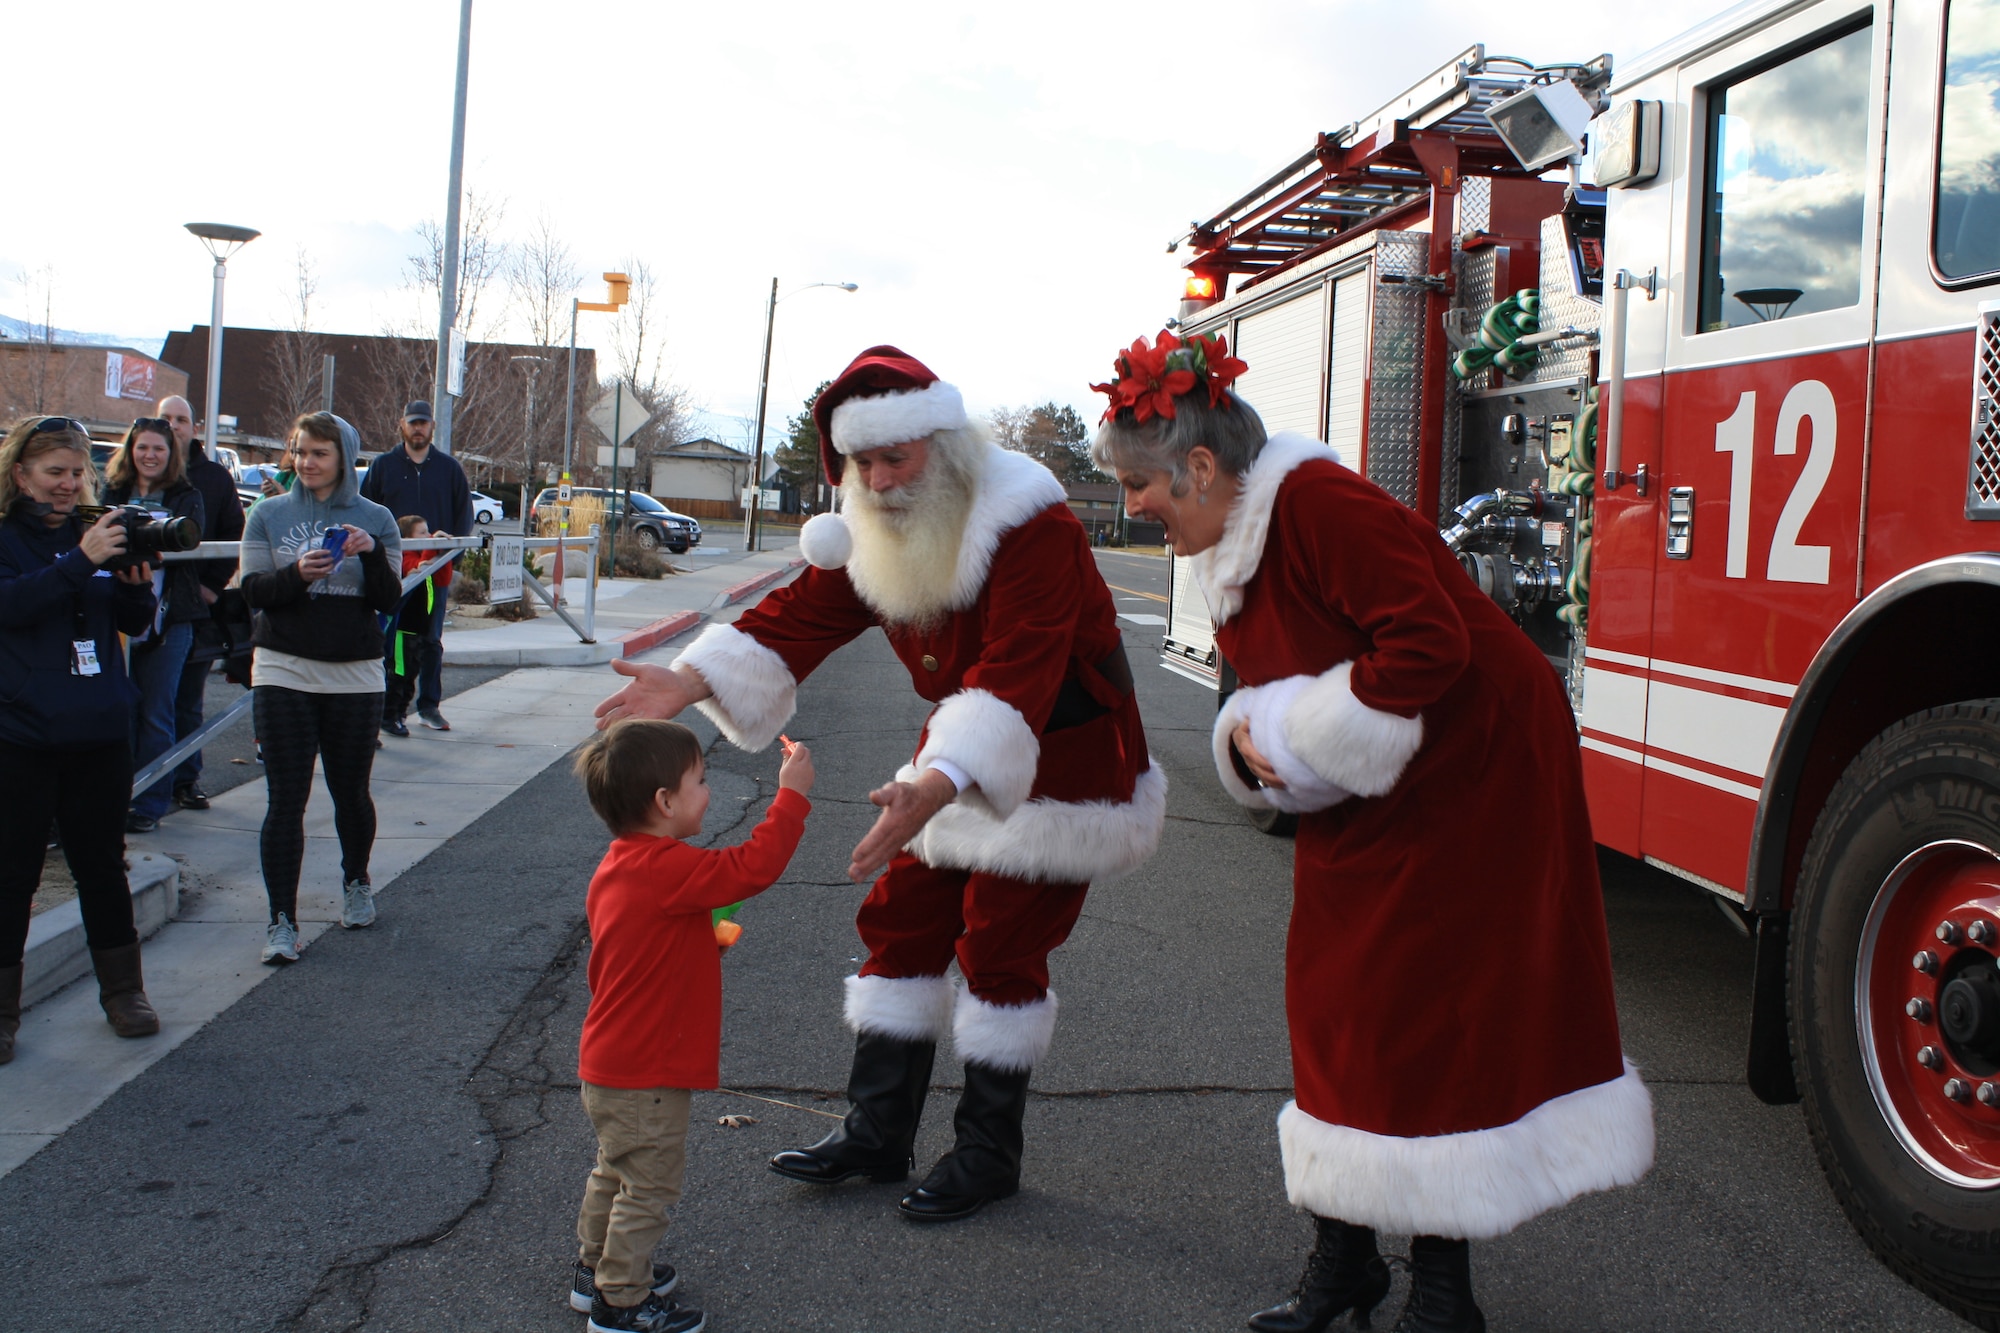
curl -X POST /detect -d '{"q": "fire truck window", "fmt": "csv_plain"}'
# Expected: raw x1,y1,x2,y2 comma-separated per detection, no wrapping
1698,21,1874,332
1937,0,2000,282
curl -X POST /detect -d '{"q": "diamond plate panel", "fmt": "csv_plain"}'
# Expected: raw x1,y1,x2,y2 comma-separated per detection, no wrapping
1531,213,1600,386
1459,175,1493,236
1968,306,2000,520
1365,231,1431,510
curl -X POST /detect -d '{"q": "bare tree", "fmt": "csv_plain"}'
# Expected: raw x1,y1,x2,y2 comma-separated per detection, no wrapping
266,247,326,434
16,264,59,415
604,257,698,485
508,214,582,351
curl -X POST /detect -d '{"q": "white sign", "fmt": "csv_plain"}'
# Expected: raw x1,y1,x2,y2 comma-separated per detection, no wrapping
488,535,524,604
740,488,782,509
558,483,572,502
596,446,638,469
448,328,467,397
588,381,653,447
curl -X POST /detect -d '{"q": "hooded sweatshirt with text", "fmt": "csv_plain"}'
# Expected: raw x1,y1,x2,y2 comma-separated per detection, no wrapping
240,416,402,662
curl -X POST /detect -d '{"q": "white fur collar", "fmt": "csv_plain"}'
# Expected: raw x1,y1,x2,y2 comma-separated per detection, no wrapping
1191,433,1336,625
944,443,1068,609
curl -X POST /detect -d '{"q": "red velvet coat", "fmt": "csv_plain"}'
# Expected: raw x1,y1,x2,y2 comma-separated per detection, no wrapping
1204,434,1653,1239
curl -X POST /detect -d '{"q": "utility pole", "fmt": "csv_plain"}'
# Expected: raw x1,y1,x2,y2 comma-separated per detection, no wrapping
746,278,777,552
431,0,473,455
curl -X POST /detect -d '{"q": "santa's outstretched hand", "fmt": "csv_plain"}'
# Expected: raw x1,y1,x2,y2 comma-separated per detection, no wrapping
594,658,713,729
848,769,958,883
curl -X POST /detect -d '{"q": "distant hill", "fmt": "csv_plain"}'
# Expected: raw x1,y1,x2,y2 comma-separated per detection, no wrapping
0,314,164,358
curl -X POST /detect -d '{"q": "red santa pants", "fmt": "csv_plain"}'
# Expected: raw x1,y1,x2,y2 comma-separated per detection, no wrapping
855,853,1087,1008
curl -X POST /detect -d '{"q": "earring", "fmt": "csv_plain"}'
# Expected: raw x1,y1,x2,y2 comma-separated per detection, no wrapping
1196,486,1209,506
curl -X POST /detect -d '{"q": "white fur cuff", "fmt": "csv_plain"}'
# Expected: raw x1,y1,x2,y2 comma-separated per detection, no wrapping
908,765,1167,884
830,381,968,453
1281,661,1424,799
844,973,955,1041
917,688,1039,819
1212,678,1353,814
1279,1060,1656,1238
953,983,1058,1072
674,623,797,752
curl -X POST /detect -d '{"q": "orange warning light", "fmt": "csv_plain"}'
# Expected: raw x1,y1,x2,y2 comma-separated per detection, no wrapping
1184,273,1218,301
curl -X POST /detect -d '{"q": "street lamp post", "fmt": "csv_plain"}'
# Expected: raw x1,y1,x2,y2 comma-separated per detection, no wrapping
509,354,548,535
746,279,857,551
556,274,629,599
183,223,260,461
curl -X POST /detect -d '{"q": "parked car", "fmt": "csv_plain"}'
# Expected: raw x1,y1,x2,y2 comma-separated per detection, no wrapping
469,490,504,526
529,487,701,554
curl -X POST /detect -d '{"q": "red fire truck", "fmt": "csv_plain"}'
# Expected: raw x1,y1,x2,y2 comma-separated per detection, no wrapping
1161,0,2000,1320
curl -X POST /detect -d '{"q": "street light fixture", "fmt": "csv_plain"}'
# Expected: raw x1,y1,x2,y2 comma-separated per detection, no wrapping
747,279,859,551
184,222,260,461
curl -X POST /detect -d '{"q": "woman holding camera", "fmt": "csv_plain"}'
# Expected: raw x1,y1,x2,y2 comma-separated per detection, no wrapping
0,415,164,1063
104,416,207,833
239,412,400,965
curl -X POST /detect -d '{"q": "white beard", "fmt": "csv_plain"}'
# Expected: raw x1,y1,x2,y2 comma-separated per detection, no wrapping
841,433,981,629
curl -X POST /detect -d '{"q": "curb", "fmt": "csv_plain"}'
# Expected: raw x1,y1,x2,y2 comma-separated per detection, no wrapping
24,853,179,1009
441,641,620,668
712,558,807,611
617,610,704,658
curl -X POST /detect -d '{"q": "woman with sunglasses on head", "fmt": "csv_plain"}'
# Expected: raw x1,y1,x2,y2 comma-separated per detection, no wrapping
103,417,207,834
0,416,165,1063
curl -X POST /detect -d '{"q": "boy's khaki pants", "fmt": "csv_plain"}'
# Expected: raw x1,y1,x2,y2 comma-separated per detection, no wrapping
577,1084,691,1307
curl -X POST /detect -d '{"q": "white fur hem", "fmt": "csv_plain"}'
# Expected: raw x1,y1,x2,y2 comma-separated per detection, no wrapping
1192,433,1334,625
917,689,1038,819
1279,1060,1656,1238
830,381,967,453
900,764,1167,883
1282,661,1423,799
673,623,797,752
953,983,1058,1071
1213,678,1353,814
844,973,955,1041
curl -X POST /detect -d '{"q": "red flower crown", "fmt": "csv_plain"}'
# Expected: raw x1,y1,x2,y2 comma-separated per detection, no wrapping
1090,330,1248,424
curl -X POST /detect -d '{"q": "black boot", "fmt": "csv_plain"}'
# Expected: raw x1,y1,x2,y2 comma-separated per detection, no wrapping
898,1060,1030,1222
1249,1217,1392,1332
769,1031,936,1184
0,963,21,1065
1388,1236,1484,1333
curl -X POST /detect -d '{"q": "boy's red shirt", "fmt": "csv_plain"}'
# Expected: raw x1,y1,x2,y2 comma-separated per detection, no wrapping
578,788,810,1090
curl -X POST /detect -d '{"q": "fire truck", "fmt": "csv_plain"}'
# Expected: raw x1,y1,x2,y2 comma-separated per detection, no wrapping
1159,0,2000,1320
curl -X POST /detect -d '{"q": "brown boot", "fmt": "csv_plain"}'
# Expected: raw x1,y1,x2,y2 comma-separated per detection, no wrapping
90,944,160,1038
0,963,21,1064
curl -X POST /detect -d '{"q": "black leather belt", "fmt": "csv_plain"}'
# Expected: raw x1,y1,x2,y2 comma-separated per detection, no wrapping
1044,643,1134,734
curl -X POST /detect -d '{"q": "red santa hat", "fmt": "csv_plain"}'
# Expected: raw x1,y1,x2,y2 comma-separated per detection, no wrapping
798,345,968,570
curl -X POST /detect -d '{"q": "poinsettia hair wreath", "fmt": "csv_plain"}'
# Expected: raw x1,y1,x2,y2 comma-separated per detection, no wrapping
1090,330,1249,424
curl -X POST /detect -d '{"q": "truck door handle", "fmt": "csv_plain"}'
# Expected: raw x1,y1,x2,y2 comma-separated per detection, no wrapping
1666,486,1694,559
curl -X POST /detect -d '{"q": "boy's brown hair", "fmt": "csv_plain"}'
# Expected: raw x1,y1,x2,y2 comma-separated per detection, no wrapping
573,719,705,835
396,514,428,538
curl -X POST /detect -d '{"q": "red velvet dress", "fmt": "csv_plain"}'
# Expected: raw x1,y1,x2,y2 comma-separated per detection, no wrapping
1204,434,1652,1239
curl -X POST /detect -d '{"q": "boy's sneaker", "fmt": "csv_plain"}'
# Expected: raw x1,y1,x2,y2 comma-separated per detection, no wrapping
570,1260,678,1312
381,715,410,738
588,1292,702,1333
341,878,376,929
262,914,301,965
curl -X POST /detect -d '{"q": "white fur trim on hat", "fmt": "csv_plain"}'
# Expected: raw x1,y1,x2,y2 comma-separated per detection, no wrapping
798,511,853,569
844,973,955,1042
673,623,796,752
1282,661,1423,799
952,983,1058,1072
901,763,1166,884
915,688,1039,820
830,381,968,453
1212,677,1354,814
1278,1059,1655,1239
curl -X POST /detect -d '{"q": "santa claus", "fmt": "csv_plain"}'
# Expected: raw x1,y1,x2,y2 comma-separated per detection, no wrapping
595,345,1164,1222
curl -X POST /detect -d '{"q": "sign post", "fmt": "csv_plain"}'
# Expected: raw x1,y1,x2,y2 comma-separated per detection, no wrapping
588,381,654,577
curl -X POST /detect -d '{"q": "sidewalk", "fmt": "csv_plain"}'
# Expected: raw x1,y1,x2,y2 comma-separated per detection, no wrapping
440,540,804,667
0,543,805,1179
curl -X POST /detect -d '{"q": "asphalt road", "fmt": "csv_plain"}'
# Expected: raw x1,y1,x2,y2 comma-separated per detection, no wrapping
0,549,1971,1330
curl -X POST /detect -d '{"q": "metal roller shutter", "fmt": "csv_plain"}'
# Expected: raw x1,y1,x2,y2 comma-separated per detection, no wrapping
1233,288,1325,440
1325,269,1370,470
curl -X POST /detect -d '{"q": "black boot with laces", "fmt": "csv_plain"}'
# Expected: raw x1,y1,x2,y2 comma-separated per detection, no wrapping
1387,1235,1484,1333
1248,1216,1392,1332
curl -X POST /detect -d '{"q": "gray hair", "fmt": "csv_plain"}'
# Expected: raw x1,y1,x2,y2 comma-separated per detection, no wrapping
1090,391,1268,495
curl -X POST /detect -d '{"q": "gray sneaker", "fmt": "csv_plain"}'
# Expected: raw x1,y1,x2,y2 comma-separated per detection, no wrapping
341,878,376,929
262,913,301,965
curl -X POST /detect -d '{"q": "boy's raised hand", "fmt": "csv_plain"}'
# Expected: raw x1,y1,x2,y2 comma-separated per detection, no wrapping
778,735,815,795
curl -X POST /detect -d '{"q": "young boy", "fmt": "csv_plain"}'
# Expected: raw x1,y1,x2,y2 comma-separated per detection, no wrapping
381,515,443,738
568,718,814,1333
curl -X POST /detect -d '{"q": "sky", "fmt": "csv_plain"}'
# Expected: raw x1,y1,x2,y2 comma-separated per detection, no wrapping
6,0,1729,446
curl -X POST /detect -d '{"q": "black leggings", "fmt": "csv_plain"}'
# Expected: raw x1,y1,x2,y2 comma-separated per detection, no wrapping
254,687,382,923
0,741,138,966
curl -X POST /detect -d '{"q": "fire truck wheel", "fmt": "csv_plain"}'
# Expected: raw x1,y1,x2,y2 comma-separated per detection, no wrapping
1792,701,2000,1328
1248,806,1298,838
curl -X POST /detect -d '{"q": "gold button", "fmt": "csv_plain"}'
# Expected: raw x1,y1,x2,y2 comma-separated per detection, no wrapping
921,654,939,671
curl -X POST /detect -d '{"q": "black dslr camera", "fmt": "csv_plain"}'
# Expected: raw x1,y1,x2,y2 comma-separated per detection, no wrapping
76,504,202,571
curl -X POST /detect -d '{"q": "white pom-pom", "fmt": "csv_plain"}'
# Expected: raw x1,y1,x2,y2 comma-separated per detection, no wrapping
798,512,853,569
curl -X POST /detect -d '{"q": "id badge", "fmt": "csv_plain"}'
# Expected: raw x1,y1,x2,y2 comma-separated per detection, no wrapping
72,639,102,677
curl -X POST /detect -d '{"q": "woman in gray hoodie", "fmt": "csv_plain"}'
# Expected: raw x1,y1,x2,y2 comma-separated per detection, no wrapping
239,412,401,964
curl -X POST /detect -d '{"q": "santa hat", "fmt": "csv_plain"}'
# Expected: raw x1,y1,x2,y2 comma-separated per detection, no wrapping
798,345,967,570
